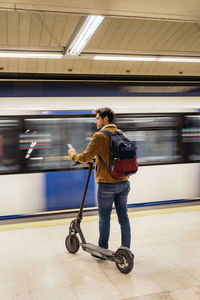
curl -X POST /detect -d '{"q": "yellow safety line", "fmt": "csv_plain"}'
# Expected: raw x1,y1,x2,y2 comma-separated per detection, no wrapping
0,205,200,231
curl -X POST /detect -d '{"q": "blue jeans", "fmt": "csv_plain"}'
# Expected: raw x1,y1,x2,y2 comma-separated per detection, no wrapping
97,180,131,249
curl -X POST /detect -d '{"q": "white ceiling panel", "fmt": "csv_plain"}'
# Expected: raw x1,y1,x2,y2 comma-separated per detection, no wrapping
85,18,200,55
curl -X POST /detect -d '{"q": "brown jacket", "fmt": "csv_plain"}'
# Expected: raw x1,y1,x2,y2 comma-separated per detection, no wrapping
70,124,128,183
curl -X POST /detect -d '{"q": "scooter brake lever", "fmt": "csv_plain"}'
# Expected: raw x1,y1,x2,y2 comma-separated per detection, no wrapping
72,162,81,166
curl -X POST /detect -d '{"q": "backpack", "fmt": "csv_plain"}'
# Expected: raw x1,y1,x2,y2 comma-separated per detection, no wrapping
98,129,138,179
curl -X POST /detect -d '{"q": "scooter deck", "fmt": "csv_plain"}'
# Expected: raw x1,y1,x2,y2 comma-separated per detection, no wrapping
81,243,115,257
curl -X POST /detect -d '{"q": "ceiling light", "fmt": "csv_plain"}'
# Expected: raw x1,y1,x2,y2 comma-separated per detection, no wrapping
93,56,156,61
93,55,200,63
0,52,63,59
158,57,200,62
66,15,105,56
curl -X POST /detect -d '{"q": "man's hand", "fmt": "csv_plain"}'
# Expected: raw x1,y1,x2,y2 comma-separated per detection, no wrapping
68,148,89,167
68,149,76,156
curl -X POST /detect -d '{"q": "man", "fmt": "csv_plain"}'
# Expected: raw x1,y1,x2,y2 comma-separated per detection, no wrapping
68,107,131,250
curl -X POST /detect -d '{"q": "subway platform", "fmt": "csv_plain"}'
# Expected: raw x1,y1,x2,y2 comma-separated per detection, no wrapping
0,205,200,300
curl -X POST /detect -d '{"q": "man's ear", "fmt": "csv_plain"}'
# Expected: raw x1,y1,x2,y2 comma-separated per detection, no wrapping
104,116,109,124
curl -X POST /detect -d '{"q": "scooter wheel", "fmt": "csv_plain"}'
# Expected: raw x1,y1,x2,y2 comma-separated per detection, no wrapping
65,235,80,254
115,248,134,274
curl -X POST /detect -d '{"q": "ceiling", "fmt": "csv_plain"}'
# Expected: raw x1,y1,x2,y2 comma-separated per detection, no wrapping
1,0,200,77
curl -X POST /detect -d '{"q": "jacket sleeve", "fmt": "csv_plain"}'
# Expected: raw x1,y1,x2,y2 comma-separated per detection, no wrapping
70,132,101,164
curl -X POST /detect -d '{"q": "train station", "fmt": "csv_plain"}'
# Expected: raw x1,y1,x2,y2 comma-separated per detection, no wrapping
0,1,200,299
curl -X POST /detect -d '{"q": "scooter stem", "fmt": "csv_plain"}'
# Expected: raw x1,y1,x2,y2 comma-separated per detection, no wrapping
79,161,93,219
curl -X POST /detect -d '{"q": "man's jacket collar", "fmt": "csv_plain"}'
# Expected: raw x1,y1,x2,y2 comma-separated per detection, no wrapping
101,124,117,130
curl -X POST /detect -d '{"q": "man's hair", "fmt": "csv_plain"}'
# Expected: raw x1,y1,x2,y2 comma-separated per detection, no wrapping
95,107,115,123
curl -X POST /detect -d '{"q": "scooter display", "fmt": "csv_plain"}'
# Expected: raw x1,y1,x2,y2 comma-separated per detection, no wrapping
65,161,134,274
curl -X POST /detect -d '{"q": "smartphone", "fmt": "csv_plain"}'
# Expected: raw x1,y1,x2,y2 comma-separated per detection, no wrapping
67,144,74,150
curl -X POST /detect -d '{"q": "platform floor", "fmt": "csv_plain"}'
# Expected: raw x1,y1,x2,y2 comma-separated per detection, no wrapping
0,205,200,300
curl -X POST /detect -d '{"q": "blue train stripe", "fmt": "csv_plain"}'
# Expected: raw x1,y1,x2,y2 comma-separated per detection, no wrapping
127,198,200,208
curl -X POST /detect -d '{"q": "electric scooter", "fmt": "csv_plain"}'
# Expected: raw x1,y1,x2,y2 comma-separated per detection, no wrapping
65,161,134,274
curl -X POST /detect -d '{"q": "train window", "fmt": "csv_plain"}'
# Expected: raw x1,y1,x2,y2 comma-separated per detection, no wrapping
182,115,200,161
20,117,96,171
125,129,181,163
116,115,181,164
116,116,178,129
0,119,20,173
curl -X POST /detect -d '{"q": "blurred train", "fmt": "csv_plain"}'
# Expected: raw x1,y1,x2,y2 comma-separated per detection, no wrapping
0,79,200,220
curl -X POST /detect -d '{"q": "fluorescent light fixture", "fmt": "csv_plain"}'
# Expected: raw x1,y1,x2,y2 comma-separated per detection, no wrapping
66,15,105,56
94,56,156,61
93,55,200,63
0,52,63,59
158,57,200,63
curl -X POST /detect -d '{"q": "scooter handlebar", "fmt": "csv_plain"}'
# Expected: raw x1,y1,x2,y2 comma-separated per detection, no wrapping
72,162,81,166
72,160,94,167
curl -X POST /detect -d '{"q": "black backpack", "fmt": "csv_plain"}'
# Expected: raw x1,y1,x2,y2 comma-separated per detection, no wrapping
99,129,138,179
